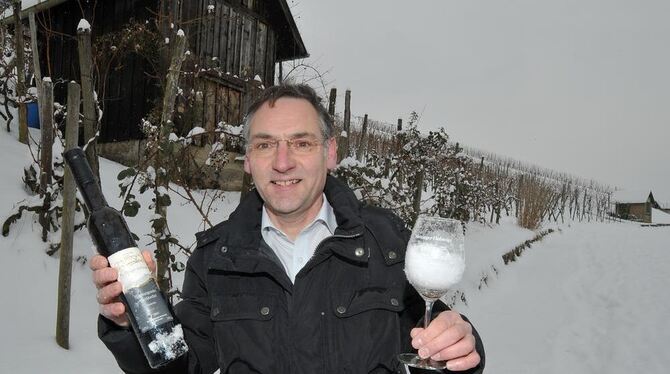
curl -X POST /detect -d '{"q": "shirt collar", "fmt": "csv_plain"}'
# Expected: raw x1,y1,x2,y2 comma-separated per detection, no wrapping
261,193,337,236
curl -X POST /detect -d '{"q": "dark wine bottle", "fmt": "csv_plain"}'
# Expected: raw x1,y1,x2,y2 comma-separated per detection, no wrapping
64,148,187,368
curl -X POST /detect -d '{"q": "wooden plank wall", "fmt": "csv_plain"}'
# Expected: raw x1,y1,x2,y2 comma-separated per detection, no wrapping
188,78,243,141
38,0,157,143
184,0,277,85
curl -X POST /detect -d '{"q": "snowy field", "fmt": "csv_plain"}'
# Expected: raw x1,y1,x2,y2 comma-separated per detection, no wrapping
1,125,669,373
463,221,669,373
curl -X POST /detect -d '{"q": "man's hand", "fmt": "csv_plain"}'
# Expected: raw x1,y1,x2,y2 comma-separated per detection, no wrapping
90,251,155,327
410,311,480,371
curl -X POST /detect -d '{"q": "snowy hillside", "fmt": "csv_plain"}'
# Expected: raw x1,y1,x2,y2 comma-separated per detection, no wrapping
1,124,668,373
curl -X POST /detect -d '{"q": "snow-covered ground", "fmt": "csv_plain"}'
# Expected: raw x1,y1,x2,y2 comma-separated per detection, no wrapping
463,221,669,373
1,124,668,373
652,208,670,224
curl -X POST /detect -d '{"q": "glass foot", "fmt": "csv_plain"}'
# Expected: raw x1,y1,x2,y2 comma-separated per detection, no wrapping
398,353,448,371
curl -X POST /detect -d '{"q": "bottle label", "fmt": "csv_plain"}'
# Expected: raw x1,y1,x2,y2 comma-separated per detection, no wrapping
108,247,174,332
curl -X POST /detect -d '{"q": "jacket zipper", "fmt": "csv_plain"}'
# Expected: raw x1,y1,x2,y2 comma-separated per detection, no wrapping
291,231,362,372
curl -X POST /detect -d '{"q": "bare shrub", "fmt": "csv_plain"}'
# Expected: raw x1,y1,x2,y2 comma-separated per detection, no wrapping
517,175,555,229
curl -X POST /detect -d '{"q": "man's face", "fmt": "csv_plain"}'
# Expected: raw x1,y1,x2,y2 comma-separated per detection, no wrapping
244,97,337,221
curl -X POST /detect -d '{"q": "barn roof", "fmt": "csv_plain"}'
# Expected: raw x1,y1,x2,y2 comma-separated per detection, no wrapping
274,0,308,60
612,189,670,208
612,189,653,204
268,0,309,61
6,0,308,61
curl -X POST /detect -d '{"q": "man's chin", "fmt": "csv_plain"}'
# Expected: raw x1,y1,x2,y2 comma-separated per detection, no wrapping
264,200,302,217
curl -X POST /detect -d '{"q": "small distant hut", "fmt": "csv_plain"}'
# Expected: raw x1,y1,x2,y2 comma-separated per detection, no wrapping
612,190,668,223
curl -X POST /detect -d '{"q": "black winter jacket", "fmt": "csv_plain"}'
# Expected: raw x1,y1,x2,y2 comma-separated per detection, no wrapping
99,176,485,373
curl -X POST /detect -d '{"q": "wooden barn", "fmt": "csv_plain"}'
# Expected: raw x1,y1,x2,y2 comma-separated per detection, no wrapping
17,0,307,145
612,190,669,223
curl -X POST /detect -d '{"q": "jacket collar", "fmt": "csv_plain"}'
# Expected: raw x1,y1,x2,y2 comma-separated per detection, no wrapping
211,174,365,249
205,175,368,291
323,175,365,236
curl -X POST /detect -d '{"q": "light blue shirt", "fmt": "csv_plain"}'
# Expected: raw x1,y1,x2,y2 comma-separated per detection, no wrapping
261,194,338,283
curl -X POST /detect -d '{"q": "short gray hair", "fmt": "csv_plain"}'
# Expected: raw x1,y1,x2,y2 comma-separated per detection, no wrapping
242,84,334,145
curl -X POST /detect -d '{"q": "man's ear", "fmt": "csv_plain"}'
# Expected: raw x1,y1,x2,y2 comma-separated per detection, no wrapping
326,137,338,170
244,154,251,174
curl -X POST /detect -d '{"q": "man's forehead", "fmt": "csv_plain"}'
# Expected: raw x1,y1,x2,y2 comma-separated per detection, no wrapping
248,98,321,136
250,131,318,140
257,96,315,113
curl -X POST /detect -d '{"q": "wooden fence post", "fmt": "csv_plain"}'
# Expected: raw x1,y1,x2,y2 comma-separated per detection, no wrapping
38,78,54,242
337,89,351,162
412,169,425,225
29,12,42,122
516,174,523,220
39,78,53,194
278,61,283,83
193,89,204,146
77,21,99,180
240,172,253,201
328,88,337,117
356,114,368,161
155,29,187,293
13,0,28,143
56,81,81,350
395,118,403,151
239,81,261,201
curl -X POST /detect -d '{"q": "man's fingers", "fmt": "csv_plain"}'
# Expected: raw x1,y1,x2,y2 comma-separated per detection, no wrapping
101,302,125,317
96,282,123,304
416,322,470,359
100,302,129,327
92,267,119,289
90,251,141,328
445,350,481,371
430,333,476,361
89,254,109,271
411,311,465,349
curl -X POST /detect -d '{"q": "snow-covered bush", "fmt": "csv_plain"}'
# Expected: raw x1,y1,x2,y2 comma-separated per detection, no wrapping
336,117,483,226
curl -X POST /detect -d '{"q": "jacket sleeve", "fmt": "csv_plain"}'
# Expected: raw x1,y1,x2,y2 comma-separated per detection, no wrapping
98,248,218,374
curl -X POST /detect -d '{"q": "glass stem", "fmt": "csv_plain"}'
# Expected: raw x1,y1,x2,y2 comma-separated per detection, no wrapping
424,299,435,329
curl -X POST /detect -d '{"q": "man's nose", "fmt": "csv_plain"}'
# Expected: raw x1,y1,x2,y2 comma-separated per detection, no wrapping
272,140,296,172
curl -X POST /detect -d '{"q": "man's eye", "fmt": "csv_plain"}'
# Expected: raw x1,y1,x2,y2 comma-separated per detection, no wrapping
255,142,272,150
294,141,312,149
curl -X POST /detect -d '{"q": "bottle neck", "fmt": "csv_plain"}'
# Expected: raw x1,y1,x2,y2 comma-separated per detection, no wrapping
80,178,108,212
64,148,108,212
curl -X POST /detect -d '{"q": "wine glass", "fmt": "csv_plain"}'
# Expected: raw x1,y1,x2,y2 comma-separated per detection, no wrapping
397,215,465,371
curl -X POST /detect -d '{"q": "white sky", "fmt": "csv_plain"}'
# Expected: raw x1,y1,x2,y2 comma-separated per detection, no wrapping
290,0,670,196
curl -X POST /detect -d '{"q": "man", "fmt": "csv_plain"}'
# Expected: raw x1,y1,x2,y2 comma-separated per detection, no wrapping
92,84,485,373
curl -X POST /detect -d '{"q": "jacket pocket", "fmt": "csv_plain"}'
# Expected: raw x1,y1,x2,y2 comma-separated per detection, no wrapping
333,286,405,317
210,294,278,374
330,286,406,373
211,294,276,321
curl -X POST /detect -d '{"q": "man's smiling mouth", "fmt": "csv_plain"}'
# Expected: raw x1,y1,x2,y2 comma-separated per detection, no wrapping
272,179,301,186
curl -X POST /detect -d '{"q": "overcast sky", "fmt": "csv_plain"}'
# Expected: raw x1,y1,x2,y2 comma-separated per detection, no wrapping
290,0,670,200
